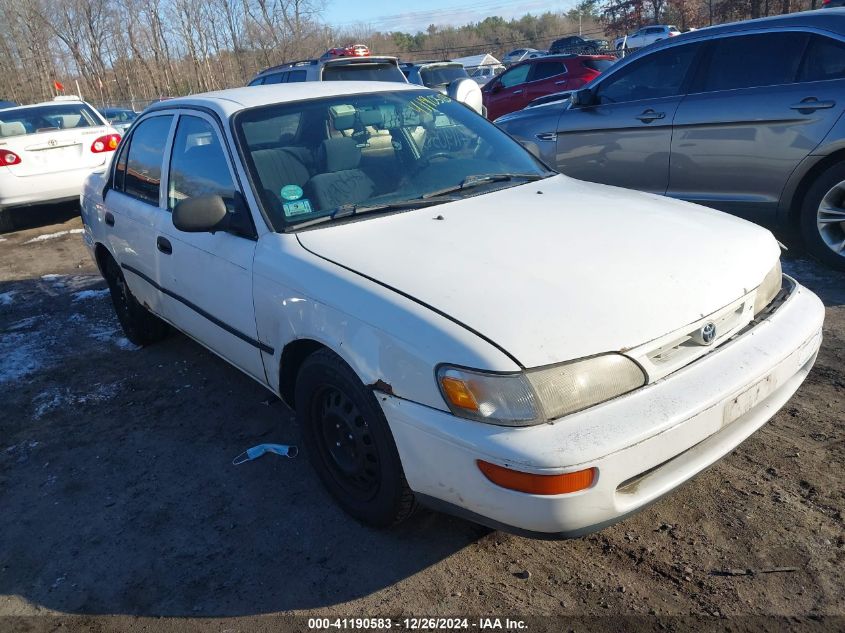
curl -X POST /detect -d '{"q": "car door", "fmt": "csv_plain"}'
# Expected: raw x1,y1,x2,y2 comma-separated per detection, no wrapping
524,60,570,103
554,42,701,193
483,62,533,119
156,111,266,383
667,31,845,223
103,113,174,314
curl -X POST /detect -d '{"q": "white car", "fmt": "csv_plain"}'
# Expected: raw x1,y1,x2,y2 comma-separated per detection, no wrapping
80,82,824,537
0,97,121,230
614,25,681,50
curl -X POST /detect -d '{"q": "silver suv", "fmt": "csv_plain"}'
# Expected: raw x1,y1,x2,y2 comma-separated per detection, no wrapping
496,9,845,270
248,56,407,85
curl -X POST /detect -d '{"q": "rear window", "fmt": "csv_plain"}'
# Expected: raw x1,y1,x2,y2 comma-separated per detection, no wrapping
0,103,103,137
420,66,468,87
322,62,406,82
582,59,615,72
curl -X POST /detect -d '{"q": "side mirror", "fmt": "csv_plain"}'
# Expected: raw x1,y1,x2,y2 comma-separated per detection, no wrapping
570,88,594,107
173,194,229,233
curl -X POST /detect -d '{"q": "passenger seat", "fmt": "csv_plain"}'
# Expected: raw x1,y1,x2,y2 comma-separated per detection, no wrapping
251,147,312,223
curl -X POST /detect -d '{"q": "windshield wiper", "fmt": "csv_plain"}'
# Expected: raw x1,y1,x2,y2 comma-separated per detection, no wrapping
285,196,458,231
421,173,547,199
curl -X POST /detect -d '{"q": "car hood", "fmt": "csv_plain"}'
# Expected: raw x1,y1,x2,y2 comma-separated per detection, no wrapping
296,175,779,368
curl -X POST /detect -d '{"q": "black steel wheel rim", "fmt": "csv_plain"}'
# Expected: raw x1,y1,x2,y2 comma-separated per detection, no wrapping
311,384,381,501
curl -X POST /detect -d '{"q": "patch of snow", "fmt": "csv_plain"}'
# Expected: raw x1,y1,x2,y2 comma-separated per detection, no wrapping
72,288,110,302
7,315,41,331
0,332,42,383
87,322,139,351
0,290,15,305
33,382,122,419
0,237,7,242
24,228,84,244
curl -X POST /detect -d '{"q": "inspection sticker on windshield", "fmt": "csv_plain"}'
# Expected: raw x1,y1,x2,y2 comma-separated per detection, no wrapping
283,198,312,216
280,184,303,201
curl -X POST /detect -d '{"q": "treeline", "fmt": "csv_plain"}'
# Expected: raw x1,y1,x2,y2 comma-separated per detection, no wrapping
0,0,823,109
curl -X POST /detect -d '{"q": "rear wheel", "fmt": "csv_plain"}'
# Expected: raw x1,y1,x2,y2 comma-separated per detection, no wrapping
295,348,416,527
103,254,170,345
800,162,845,271
0,208,13,233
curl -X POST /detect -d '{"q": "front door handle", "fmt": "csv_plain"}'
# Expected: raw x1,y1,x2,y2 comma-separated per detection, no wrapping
156,236,172,255
512,89,523,95
554,80,567,85
104,211,115,227
636,109,666,123
790,98,836,112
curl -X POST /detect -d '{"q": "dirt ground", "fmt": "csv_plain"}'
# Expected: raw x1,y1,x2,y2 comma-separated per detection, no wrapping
0,205,843,633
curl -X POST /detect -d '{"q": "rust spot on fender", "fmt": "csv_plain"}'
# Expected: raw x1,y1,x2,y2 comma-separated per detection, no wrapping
370,379,394,395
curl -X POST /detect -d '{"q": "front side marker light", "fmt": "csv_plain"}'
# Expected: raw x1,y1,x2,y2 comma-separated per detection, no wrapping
440,376,479,411
477,460,596,495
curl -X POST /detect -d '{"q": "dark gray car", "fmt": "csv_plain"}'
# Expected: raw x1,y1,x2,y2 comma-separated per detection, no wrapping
496,9,845,270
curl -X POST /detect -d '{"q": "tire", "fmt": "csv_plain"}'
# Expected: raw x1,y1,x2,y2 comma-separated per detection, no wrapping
799,162,845,271
0,208,13,233
295,348,417,527
103,254,170,345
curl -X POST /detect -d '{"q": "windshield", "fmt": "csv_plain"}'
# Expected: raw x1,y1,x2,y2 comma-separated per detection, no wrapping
420,66,468,87
0,103,103,137
322,62,406,82
235,91,550,230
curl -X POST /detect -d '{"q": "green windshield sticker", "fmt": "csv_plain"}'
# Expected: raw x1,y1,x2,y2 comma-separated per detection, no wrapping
283,198,312,217
280,184,303,201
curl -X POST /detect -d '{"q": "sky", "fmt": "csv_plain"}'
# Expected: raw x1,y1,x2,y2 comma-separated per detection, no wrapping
324,0,574,33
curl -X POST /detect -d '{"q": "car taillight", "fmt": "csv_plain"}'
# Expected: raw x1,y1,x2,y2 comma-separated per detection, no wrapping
91,134,121,153
0,149,21,165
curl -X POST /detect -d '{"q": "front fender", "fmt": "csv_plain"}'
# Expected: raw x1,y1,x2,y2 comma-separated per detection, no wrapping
253,233,520,410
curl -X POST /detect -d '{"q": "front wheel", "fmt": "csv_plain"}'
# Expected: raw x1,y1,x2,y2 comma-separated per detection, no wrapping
800,162,845,271
295,349,416,527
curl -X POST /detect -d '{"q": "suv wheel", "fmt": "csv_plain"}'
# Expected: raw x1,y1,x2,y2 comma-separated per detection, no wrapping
295,348,417,527
801,162,845,271
104,255,170,345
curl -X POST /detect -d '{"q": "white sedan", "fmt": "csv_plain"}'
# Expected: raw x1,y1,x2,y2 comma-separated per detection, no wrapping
0,97,120,231
80,82,824,537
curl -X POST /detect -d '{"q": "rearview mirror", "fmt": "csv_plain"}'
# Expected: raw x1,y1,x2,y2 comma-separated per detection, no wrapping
173,194,229,233
570,88,594,107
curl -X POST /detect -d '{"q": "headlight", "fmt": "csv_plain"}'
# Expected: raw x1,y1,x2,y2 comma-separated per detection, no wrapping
753,260,783,316
437,354,646,426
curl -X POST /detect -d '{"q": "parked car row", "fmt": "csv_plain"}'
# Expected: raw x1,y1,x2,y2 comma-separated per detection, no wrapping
496,9,845,270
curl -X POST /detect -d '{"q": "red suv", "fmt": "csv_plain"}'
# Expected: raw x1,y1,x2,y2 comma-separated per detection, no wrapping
482,55,616,120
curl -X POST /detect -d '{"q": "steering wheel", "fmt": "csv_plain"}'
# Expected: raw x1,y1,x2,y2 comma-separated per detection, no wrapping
423,151,455,163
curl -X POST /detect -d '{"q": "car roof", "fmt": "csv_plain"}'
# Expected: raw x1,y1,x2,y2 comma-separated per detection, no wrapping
620,9,845,66
144,82,429,118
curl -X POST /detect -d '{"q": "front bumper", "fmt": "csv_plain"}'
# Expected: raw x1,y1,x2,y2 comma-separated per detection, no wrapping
381,278,824,536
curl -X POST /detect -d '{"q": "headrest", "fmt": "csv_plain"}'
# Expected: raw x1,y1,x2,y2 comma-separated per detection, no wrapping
358,108,383,127
320,137,361,172
332,114,356,131
0,122,25,137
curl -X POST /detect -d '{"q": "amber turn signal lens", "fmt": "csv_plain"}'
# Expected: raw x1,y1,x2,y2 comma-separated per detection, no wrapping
440,376,479,411
477,460,595,495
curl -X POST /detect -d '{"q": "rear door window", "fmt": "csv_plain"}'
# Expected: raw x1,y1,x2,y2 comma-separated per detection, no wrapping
288,70,306,82
262,73,286,85
121,115,173,205
597,43,699,103
530,62,567,81
799,35,845,82
698,32,808,92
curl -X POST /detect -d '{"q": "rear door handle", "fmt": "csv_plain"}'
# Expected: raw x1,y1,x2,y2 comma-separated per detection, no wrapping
636,109,666,123
104,211,115,227
512,89,523,95
554,80,567,85
790,98,835,111
156,236,172,255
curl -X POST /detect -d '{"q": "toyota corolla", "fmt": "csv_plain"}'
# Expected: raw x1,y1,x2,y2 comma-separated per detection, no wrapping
80,82,824,537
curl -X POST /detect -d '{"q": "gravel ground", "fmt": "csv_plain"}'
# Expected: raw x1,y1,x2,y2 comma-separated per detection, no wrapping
0,205,843,632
